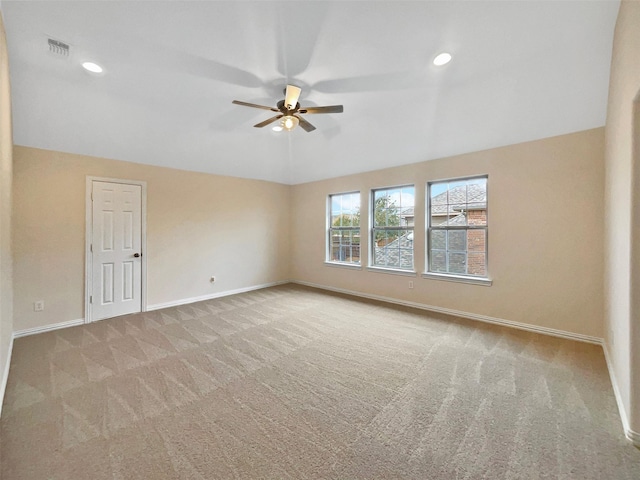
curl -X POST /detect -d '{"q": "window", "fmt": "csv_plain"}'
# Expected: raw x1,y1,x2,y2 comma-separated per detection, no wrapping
427,176,488,278
328,192,361,264
371,185,415,270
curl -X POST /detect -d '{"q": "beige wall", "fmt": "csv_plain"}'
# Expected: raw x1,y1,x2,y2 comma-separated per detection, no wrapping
0,10,13,409
604,0,640,438
292,128,605,339
12,146,290,331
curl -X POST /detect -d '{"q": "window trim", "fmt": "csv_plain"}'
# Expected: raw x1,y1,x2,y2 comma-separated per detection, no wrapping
367,266,417,276
327,191,361,265
324,261,363,270
421,271,492,286
425,175,490,282
369,184,415,271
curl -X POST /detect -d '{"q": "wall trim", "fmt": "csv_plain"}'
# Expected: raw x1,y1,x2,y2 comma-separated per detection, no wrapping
292,280,603,345
13,318,85,338
10,282,289,340
0,335,14,418
602,342,640,447
146,280,290,311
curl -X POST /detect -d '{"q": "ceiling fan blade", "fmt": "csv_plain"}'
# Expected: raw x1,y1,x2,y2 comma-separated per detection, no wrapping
232,100,278,112
295,115,316,132
284,85,302,110
298,105,344,114
254,115,284,128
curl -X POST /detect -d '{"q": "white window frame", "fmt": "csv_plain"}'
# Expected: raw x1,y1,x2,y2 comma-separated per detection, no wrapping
369,184,416,273
326,191,361,267
424,176,492,286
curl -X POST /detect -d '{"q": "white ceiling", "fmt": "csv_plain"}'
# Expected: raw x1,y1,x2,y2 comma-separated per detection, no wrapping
2,1,619,185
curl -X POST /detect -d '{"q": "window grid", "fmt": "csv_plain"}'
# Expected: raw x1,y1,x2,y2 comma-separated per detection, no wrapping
371,185,415,270
328,192,361,264
427,177,488,277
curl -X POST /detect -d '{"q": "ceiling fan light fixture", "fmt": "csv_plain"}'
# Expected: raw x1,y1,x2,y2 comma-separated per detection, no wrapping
284,85,302,110
433,52,452,66
281,115,299,131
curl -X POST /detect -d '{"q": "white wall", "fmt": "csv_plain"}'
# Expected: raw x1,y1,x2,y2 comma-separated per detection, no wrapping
12,146,290,331
604,0,640,442
291,128,605,340
0,9,13,414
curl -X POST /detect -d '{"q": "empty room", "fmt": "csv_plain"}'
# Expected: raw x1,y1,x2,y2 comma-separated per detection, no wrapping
0,1,639,478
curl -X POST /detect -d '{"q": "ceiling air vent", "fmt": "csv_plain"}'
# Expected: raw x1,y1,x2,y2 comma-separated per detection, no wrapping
48,38,70,57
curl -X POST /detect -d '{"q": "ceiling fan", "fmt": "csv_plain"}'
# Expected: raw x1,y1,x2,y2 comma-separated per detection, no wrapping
232,85,343,132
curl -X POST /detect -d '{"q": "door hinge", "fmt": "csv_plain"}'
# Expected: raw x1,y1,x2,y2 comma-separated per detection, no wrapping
90,244,93,253
89,296,93,304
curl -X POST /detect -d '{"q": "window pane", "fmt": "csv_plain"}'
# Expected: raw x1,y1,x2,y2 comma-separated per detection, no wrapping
430,183,448,205
466,203,486,226
467,252,486,276
467,179,487,203
448,230,466,251
431,212,446,226
431,230,446,250
347,230,360,263
448,181,467,209
373,230,413,269
330,229,360,263
374,199,400,226
447,212,467,226
467,229,486,252
431,250,446,272
448,252,466,274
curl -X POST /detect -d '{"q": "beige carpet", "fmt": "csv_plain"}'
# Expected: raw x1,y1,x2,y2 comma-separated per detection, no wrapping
1,284,639,479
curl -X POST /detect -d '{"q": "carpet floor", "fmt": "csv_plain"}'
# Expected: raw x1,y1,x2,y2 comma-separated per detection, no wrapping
1,284,639,479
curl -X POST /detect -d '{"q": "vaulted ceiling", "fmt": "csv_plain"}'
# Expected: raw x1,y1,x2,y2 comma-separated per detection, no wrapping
2,1,619,184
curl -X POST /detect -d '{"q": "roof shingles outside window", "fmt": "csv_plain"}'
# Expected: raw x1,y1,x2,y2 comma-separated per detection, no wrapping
374,233,414,269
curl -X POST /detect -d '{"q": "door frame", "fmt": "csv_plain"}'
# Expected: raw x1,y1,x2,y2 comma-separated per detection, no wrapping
85,176,148,323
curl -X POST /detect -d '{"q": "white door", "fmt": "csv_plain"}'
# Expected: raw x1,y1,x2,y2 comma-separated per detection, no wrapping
91,181,142,321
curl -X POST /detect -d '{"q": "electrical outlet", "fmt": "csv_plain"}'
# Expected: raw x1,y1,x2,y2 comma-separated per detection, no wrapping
408,281,414,289
210,276,216,283
34,300,44,312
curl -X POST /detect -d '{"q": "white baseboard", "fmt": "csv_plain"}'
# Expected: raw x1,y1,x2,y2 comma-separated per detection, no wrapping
146,280,289,311
602,342,640,447
10,281,290,339
0,334,14,418
13,318,85,338
292,280,603,345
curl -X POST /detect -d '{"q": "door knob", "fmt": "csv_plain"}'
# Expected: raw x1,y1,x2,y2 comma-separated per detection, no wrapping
134,253,141,258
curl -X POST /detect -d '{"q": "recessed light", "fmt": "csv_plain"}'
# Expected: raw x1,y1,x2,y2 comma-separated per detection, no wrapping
82,62,103,73
433,53,452,66
272,125,283,132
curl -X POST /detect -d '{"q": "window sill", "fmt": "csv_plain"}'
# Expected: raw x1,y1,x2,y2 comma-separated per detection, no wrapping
421,272,492,286
324,261,362,270
367,266,417,277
